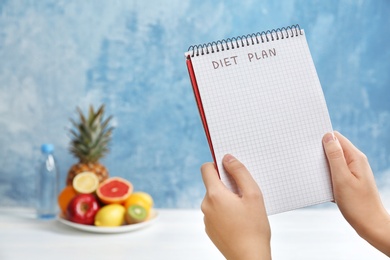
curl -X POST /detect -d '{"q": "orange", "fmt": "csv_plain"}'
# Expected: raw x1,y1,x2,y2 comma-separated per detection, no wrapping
124,191,153,211
57,185,77,213
96,177,133,204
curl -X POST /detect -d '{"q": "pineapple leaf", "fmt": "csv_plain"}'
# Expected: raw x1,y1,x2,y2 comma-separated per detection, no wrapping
69,104,114,162
88,105,97,126
76,107,87,126
95,105,105,119
101,115,113,130
69,129,79,139
69,118,77,126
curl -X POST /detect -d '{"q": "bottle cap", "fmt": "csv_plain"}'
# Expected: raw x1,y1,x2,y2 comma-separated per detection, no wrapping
41,144,54,153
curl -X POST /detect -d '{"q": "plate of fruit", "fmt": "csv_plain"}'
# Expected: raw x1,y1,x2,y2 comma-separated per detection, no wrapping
57,172,158,233
57,105,157,233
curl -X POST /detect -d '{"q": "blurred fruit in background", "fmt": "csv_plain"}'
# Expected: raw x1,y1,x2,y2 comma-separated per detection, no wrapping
66,193,100,225
72,171,99,194
58,175,154,227
96,177,133,204
66,104,114,185
94,204,126,227
57,185,77,213
124,191,154,211
125,204,148,224
57,105,155,228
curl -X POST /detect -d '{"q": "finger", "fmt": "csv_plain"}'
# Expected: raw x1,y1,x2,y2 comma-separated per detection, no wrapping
333,132,366,162
334,131,371,178
322,132,351,181
222,154,260,195
333,132,358,162
201,162,224,191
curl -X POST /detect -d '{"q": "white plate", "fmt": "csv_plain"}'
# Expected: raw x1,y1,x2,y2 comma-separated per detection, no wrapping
57,210,159,234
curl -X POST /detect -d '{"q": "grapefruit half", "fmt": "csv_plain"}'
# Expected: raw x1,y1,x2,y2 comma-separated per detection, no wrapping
96,177,133,204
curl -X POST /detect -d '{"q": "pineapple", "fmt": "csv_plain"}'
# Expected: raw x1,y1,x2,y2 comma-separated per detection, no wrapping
66,104,114,185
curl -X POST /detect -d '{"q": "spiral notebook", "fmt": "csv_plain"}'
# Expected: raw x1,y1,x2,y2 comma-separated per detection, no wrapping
185,25,334,215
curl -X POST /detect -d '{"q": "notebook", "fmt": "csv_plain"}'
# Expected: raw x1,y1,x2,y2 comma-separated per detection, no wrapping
185,25,334,215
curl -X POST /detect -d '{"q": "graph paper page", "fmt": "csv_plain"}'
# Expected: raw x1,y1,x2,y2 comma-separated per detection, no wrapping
188,30,334,215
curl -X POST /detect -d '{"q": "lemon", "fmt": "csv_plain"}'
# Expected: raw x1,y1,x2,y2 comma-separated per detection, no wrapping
124,192,154,211
72,171,99,194
94,204,126,227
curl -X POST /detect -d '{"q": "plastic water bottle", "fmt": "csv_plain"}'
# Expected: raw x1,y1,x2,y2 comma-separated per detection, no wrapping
36,144,59,219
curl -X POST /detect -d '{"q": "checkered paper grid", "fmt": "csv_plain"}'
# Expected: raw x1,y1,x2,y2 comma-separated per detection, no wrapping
189,31,334,215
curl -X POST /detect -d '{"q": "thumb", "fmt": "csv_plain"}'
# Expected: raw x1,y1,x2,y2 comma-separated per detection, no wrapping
222,154,261,196
322,132,350,181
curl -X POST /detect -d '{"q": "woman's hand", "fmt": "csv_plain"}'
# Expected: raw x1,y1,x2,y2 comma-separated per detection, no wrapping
201,154,271,260
323,131,390,256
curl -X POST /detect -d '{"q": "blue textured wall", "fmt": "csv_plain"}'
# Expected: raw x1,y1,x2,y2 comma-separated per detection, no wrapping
0,0,389,208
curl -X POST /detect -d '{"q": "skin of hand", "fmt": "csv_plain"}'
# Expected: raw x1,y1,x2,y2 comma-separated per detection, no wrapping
322,131,390,256
201,154,271,260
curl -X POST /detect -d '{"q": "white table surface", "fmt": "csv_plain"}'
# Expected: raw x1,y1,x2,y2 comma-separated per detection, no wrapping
0,207,387,260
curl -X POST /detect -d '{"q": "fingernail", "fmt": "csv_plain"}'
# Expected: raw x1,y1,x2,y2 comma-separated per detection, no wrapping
223,154,236,163
323,132,336,144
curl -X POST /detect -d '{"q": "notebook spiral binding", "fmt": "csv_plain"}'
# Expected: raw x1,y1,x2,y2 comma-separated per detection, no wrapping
188,24,302,58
